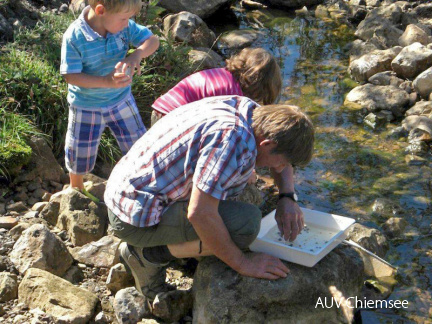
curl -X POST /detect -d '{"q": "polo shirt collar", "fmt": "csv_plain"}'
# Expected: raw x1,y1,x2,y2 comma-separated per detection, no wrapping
78,5,104,41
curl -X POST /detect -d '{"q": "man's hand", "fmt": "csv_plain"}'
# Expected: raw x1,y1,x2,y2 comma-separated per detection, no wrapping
275,197,304,242
236,252,289,280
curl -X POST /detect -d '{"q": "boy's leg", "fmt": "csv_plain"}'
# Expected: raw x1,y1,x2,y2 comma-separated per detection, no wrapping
65,106,105,192
105,94,147,155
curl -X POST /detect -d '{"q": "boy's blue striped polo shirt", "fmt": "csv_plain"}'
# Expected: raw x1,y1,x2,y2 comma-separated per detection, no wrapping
60,6,153,109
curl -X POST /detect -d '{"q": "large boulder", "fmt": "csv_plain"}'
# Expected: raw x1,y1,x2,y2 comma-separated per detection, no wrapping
14,136,66,184
9,224,73,277
57,188,108,246
344,84,410,117
217,29,264,53
158,0,232,19
267,0,324,8
391,42,432,79
355,17,403,48
348,47,402,83
188,47,225,71
19,268,99,324
163,12,216,48
193,247,364,323
399,24,430,47
413,66,432,99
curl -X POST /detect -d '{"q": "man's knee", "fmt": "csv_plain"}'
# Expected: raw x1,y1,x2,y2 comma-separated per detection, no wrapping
230,204,262,249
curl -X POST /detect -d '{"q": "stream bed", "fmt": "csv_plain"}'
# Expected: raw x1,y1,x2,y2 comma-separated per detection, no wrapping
215,4,432,322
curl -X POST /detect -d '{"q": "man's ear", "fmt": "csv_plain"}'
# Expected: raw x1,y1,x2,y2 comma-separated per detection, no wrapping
258,139,275,147
94,4,106,15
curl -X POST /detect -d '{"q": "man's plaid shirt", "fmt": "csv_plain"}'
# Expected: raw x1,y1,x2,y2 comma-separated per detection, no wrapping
104,96,258,227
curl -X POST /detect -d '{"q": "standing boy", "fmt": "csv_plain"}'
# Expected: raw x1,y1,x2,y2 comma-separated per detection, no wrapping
60,0,159,198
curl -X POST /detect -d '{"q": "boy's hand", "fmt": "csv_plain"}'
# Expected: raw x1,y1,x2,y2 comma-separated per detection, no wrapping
105,67,132,88
116,53,142,78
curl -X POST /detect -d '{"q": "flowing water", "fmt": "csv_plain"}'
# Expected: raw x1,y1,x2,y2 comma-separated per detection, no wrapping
214,5,432,322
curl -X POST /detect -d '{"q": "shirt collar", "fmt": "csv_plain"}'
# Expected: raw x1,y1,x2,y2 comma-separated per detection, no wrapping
78,5,104,41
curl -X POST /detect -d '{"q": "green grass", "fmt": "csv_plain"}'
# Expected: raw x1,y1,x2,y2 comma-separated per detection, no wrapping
0,4,193,176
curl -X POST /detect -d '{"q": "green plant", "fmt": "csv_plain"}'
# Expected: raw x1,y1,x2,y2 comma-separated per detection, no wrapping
0,103,46,178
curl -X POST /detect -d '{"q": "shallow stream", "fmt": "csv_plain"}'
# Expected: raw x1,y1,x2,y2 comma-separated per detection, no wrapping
214,4,432,322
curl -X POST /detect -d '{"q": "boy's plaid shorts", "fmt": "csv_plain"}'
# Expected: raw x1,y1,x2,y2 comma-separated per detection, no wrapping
65,93,146,174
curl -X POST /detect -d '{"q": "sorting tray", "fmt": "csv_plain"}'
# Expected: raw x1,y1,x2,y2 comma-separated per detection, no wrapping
249,208,355,267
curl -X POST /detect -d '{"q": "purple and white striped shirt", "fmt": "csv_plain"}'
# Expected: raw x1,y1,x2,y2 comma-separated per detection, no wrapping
151,68,243,115
104,96,258,227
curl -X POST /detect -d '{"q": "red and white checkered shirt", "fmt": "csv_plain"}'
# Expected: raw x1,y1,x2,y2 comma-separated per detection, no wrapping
104,96,258,227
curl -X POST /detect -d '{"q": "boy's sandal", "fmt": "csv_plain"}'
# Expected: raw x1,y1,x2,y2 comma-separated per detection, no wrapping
72,187,100,203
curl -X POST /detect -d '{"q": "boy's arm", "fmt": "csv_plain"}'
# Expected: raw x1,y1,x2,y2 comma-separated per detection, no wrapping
63,71,131,89
271,165,304,242
120,35,159,76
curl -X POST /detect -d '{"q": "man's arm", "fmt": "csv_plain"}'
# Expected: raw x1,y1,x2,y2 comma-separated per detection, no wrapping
188,185,289,280
271,164,304,242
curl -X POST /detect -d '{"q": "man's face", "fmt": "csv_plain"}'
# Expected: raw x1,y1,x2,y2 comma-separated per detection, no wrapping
255,140,290,173
102,10,136,34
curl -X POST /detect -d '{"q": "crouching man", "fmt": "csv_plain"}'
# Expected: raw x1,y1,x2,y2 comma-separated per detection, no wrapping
104,95,314,301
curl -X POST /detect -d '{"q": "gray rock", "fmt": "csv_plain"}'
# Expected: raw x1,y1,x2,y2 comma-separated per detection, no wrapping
114,287,151,324
193,248,363,324
0,272,18,302
217,29,264,52
163,11,216,48
267,0,324,8
57,188,108,246
348,47,402,83
399,24,430,47
371,198,403,218
413,66,432,99
349,39,381,62
346,223,389,257
39,199,60,226
402,115,432,136
9,224,73,277
8,222,31,241
14,136,65,184
158,0,231,19
6,201,28,212
152,289,193,322
391,42,432,79
19,268,99,324
188,47,225,71
106,263,134,293
69,235,121,268
344,84,410,117
368,71,404,86
405,100,432,116
382,217,408,238
355,17,403,48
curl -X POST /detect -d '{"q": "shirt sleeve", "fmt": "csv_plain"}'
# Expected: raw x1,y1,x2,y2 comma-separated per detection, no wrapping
128,20,153,48
60,33,83,75
193,129,251,200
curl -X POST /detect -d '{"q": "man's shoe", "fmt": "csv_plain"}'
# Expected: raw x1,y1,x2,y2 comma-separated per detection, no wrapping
118,242,174,300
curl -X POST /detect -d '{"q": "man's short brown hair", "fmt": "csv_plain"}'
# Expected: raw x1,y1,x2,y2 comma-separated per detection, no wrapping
89,0,142,13
252,105,314,167
226,48,282,105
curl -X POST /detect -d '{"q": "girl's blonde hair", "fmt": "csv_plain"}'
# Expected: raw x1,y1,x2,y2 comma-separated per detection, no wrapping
89,0,142,13
226,48,282,105
252,105,314,167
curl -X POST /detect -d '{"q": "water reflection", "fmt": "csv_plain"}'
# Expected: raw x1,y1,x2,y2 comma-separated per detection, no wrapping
213,4,432,321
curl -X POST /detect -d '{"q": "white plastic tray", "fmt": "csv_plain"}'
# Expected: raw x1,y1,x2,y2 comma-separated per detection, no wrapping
249,208,355,267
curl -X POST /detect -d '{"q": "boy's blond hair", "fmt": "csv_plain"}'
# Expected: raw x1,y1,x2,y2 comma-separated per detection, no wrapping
226,48,282,105
89,0,142,13
252,104,314,167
